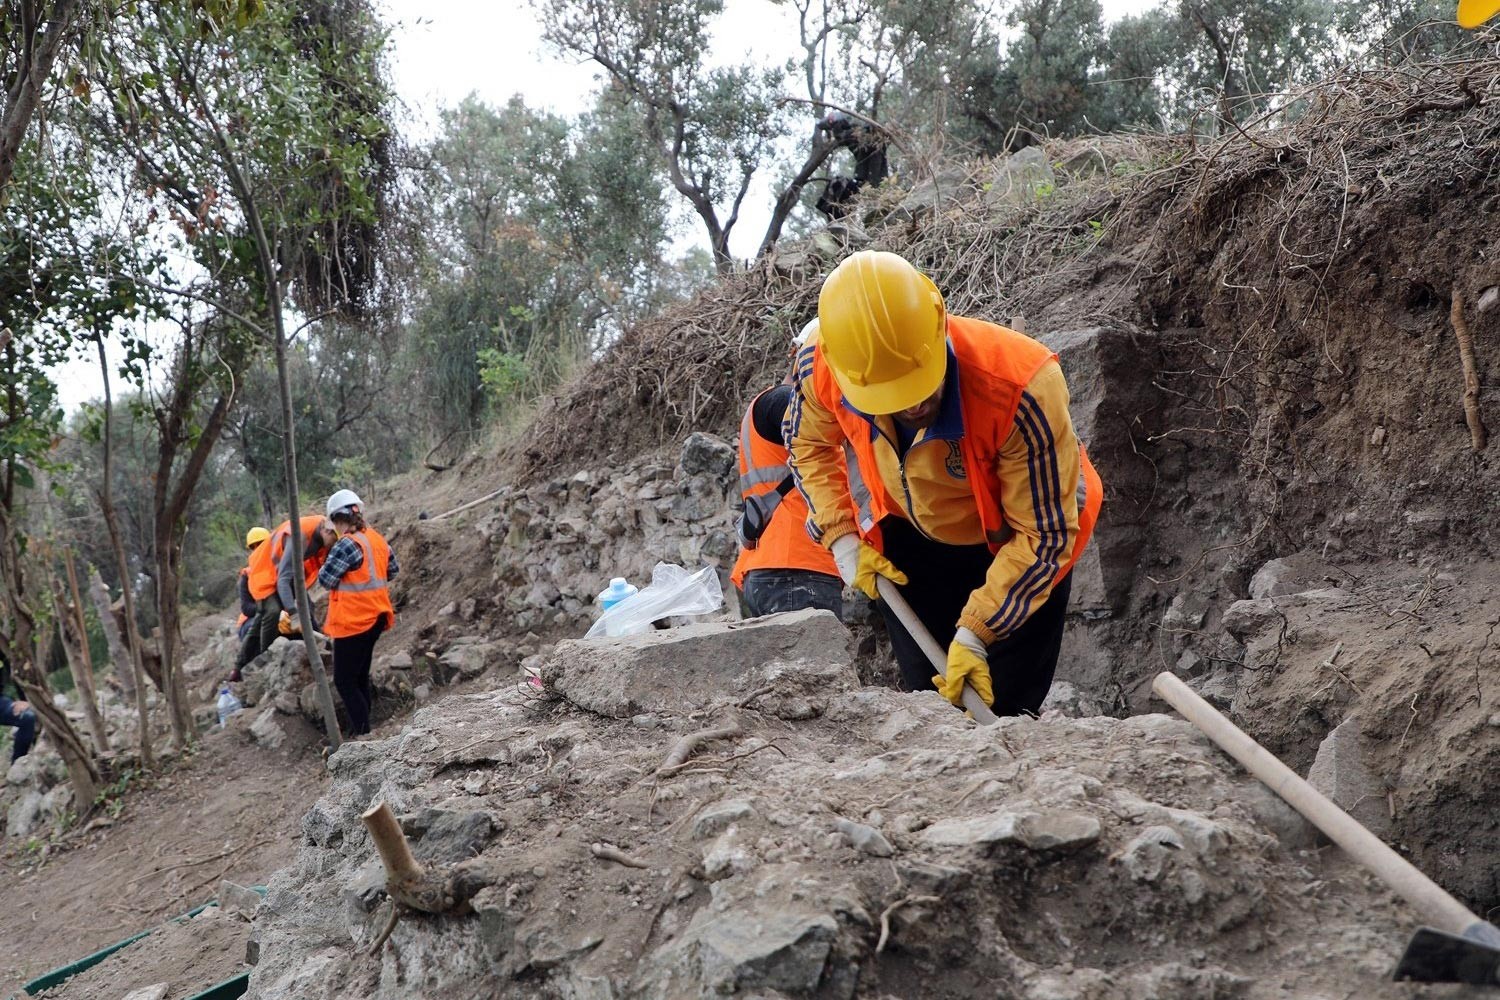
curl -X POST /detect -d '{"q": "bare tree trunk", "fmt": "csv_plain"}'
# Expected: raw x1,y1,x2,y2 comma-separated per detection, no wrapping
95,337,155,769
63,549,110,753
51,575,110,754
273,327,343,752
0,0,84,196
87,565,135,699
153,555,193,743
4,615,100,810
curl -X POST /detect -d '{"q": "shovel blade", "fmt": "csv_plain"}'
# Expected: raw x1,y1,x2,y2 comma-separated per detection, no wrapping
1394,926,1500,985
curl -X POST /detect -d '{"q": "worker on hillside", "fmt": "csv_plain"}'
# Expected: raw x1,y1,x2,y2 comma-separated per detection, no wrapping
732,322,844,618
0,649,37,764
1458,0,1499,26
235,526,270,639
235,513,336,676
786,250,1102,716
314,489,396,737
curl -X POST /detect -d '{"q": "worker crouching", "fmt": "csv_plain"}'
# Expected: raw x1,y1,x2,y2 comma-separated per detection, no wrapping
317,489,397,738
731,322,844,619
787,250,1102,715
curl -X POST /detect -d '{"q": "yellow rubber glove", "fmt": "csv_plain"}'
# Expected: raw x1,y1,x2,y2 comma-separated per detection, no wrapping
277,610,301,637
933,627,994,707
831,534,908,600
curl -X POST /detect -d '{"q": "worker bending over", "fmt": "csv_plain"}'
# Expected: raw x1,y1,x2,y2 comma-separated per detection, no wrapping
235,526,270,649
787,250,1102,715
236,513,336,676
314,489,396,737
732,323,844,618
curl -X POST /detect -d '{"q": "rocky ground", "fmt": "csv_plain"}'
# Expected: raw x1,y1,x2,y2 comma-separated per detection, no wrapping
244,610,1480,1000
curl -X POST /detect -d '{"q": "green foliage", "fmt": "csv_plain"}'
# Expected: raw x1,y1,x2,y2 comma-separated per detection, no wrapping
403,92,685,443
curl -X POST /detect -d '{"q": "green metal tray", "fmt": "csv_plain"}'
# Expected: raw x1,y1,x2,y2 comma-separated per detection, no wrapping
19,887,267,998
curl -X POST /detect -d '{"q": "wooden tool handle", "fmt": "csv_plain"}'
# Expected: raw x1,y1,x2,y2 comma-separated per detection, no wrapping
361,800,425,885
1152,672,1477,936
876,578,1000,726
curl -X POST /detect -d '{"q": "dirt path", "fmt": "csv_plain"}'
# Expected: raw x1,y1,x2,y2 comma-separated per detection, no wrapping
0,714,328,997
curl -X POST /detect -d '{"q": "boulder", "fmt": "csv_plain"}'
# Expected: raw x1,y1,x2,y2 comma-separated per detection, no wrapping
1249,553,1337,599
249,708,288,750
678,432,735,484
1307,716,1390,838
984,146,1056,206
436,641,497,684
1221,599,1280,640
242,641,310,707
1037,324,1159,617
543,609,853,719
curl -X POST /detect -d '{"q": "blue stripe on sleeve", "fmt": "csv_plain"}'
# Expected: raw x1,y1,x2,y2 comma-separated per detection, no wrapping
986,395,1067,634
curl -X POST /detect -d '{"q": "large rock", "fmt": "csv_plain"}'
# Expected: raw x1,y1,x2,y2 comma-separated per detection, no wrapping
678,432,735,484
242,641,311,707
1037,324,1159,617
1249,552,1338,599
1307,716,1390,838
543,609,854,719
984,146,1056,206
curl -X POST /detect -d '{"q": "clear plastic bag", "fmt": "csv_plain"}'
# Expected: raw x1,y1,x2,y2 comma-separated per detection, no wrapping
585,562,724,639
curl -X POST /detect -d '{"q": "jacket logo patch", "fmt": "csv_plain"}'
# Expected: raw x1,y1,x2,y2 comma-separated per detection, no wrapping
945,442,966,480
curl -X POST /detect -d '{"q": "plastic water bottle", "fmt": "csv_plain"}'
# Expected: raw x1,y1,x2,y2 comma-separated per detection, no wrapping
216,686,244,726
597,577,638,612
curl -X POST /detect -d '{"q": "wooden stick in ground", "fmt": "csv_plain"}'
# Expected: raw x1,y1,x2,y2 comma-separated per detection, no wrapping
1450,289,1488,452
1151,672,1495,943
361,800,454,914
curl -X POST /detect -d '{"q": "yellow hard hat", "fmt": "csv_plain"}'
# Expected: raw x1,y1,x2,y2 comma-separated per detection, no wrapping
817,250,947,414
245,526,270,549
1458,0,1500,25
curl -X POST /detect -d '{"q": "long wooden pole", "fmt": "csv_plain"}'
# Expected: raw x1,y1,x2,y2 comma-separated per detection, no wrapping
1152,672,1494,942
875,577,999,725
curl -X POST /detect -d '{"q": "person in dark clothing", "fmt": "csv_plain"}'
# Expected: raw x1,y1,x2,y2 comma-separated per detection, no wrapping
731,322,845,619
0,650,38,764
236,569,258,642
813,111,890,220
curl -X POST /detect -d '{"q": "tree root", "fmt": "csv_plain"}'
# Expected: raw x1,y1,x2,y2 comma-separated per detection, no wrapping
657,722,743,777
876,894,940,954
590,841,651,869
366,900,401,956
1450,289,1488,452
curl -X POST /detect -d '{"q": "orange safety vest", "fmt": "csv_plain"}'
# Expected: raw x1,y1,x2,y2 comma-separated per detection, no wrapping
807,314,1103,581
731,391,841,589
247,514,328,602
323,527,395,639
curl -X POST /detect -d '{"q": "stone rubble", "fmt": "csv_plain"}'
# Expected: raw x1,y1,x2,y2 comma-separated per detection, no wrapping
246,613,1429,1000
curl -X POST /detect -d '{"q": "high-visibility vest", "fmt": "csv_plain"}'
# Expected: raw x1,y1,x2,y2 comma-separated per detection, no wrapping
247,514,327,601
730,391,841,589
805,313,1103,581
323,527,395,639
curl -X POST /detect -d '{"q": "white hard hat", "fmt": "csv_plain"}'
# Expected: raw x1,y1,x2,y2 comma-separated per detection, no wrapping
326,488,363,518
792,318,820,348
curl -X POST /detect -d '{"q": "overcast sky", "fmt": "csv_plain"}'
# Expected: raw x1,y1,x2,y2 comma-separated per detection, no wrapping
56,0,1160,410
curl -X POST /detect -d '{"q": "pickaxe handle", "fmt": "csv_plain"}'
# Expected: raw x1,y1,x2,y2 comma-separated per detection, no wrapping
1152,672,1490,941
875,576,999,726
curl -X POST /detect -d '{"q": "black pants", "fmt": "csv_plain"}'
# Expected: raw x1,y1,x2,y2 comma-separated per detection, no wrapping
875,516,1072,717
236,593,284,670
332,619,383,736
740,569,844,619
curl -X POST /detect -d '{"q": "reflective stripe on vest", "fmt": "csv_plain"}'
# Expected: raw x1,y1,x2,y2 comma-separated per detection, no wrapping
334,533,388,593
844,442,876,535
731,391,841,589
737,405,790,492
324,527,395,639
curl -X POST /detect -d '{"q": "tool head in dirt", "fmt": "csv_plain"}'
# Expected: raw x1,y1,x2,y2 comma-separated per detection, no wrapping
1394,921,1500,985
